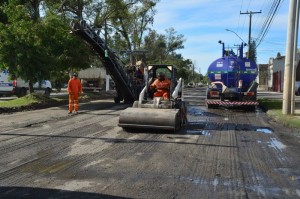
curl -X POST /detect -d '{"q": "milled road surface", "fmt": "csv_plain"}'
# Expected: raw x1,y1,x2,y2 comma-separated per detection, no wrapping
0,88,299,199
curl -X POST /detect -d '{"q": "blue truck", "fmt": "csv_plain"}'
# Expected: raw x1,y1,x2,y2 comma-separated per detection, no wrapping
206,42,259,109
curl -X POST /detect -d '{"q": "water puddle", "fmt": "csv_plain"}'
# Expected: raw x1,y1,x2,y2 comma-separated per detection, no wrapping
188,121,206,126
255,108,264,116
248,185,282,197
258,138,286,151
186,130,210,136
296,189,300,197
188,106,205,116
268,138,286,150
256,128,273,134
212,177,219,186
171,175,299,197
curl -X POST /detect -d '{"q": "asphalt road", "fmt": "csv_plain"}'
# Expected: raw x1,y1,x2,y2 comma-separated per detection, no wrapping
0,87,299,199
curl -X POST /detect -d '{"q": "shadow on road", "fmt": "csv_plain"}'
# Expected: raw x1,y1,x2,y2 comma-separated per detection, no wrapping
0,186,129,199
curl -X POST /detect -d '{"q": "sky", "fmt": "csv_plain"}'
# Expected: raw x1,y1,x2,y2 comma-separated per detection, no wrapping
152,0,293,74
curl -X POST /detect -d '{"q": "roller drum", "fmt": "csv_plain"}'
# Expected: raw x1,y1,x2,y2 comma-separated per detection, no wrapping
119,107,180,130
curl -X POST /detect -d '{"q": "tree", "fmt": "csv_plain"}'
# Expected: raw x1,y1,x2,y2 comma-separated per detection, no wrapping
144,29,185,63
102,0,159,65
48,0,94,19
0,1,51,92
143,29,188,79
0,0,9,24
43,11,92,80
202,74,209,85
52,0,159,66
144,30,165,63
0,0,196,91
249,40,257,63
0,1,92,92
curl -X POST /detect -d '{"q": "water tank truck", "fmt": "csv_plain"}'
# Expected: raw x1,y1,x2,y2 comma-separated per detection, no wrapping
206,42,259,109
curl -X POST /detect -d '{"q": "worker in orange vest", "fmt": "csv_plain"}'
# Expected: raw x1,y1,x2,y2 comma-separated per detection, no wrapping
67,73,82,114
150,72,171,100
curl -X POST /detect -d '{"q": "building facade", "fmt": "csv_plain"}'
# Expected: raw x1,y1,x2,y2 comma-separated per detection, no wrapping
258,52,300,92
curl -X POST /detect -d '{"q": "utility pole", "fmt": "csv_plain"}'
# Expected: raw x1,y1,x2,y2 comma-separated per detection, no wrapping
192,64,194,83
240,10,262,58
283,0,299,115
291,0,300,114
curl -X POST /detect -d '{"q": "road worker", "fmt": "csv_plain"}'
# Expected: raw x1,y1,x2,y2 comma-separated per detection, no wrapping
150,72,171,100
67,73,82,114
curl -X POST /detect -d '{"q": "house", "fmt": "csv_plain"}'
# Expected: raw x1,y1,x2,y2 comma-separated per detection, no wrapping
257,51,300,92
267,52,300,92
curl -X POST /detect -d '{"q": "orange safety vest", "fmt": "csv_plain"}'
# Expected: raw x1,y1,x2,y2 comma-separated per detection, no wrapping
151,78,171,90
151,78,171,98
68,77,82,94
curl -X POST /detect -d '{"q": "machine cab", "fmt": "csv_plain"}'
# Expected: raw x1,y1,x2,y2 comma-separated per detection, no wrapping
146,64,177,99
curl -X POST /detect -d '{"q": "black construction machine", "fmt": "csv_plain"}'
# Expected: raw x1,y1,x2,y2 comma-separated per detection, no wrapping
118,64,187,131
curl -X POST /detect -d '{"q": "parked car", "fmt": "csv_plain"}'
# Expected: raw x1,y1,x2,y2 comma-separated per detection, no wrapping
295,81,300,96
32,80,52,96
0,70,52,97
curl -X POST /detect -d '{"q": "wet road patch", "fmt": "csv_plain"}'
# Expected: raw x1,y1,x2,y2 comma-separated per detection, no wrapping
256,128,273,134
186,130,210,136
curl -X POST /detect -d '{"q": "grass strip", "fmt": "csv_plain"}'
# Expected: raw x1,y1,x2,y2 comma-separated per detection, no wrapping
258,98,300,130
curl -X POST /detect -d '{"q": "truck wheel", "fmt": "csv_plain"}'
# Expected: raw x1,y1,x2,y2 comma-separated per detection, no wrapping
206,103,213,109
220,95,225,101
17,88,27,98
44,88,51,97
244,105,255,111
114,96,120,103
296,88,300,96
213,104,219,109
132,101,139,108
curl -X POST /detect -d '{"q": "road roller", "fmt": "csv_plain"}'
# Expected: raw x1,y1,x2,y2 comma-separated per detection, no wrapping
118,64,187,131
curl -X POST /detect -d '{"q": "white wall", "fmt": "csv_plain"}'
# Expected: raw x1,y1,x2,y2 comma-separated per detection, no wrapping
269,52,300,91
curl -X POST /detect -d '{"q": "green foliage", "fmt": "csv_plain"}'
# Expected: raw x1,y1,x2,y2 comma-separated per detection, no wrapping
249,40,257,63
0,1,92,91
267,110,300,130
257,98,300,130
144,29,185,63
0,2,49,87
100,0,159,65
143,29,188,79
0,0,195,89
257,98,282,109
202,74,209,84
0,93,56,107
43,11,92,76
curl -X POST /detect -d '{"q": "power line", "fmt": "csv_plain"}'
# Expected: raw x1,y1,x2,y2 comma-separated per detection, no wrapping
247,0,253,11
253,0,268,35
255,0,284,47
256,0,278,43
240,10,262,57
237,0,247,42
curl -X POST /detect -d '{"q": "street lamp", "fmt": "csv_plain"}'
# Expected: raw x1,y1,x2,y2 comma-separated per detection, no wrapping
225,29,247,45
226,29,248,57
